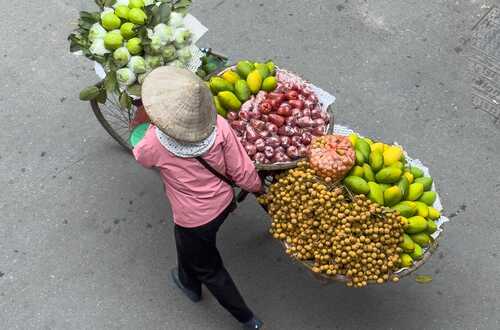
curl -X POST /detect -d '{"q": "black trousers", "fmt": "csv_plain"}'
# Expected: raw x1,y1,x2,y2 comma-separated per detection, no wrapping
174,204,254,323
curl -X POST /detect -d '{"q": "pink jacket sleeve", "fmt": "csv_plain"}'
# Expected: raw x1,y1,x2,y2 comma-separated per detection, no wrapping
221,120,262,193
132,125,158,169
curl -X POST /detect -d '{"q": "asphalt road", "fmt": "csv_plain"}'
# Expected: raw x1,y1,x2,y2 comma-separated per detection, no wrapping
1,0,500,329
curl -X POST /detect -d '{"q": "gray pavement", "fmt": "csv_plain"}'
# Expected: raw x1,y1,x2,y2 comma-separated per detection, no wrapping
1,0,500,329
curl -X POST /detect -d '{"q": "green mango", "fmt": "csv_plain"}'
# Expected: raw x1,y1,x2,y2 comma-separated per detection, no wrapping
411,232,431,246
218,91,241,112
384,186,403,207
367,182,384,205
397,176,410,199
400,253,414,267
209,77,234,94
236,60,255,79
419,191,437,206
406,216,428,234
410,244,424,260
363,164,375,182
426,220,437,234
415,177,433,191
213,96,227,117
407,183,424,201
392,203,415,217
400,234,415,253
369,150,384,172
410,166,424,179
234,79,251,102
355,150,365,166
349,165,364,177
343,176,370,195
355,139,371,160
379,183,391,192
375,167,402,184
414,201,429,217
254,63,270,79
266,61,276,75
390,161,405,171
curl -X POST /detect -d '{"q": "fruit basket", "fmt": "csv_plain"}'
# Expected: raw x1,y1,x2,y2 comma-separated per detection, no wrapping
257,125,449,287
208,63,336,171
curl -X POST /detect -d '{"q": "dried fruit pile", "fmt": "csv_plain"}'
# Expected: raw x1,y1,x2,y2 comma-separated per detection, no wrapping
258,161,405,287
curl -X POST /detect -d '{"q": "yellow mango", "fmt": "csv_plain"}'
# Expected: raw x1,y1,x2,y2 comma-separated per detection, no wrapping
407,183,424,201
371,142,384,153
406,216,428,234
400,253,414,267
384,186,402,206
403,171,414,184
410,244,424,260
349,165,364,177
218,91,241,111
367,182,384,205
428,207,441,220
383,146,403,166
369,150,384,172
221,70,240,84
400,233,415,253
246,70,263,94
363,164,375,182
348,133,358,147
415,201,429,218
375,167,402,184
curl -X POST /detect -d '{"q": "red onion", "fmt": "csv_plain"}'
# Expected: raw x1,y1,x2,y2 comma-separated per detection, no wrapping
269,98,280,110
278,125,294,136
312,118,325,127
259,101,272,114
320,111,330,124
285,116,296,126
286,90,299,100
250,119,266,131
255,152,266,163
255,138,266,151
302,108,311,117
312,125,326,136
259,130,270,138
231,120,246,132
246,126,260,142
304,100,316,110
269,114,285,127
277,104,292,117
301,132,313,145
268,92,286,104
308,93,318,103
298,145,308,157
297,116,313,128
275,146,286,155
265,136,281,148
272,152,290,163
291,126,302,136
239,110,251,121
291,135,302,147
289,99,304,110
286,146,299,159
227,112,238,121
245,144,257,156
311,108,322,119
265,122,278,134
280,136,291,148
264,146,275,159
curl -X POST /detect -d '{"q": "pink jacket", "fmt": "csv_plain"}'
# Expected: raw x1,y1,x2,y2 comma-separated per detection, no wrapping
133,115,262,228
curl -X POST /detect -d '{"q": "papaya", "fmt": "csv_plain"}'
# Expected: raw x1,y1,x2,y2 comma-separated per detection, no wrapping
428,207,441,220
410,166,424,179
209,77,234,94
419,191,437,206
234,80,251,102
343,176,370,195
369,150,384,172
349,165,364,177
236,60,254,79
367,182,384,205
410,244,424,260
406,216,428,234
384,186,402,207
246,70,263,94
355,150,365,166
370,142,384,153
397,176,410,199
375,167,402,184
392,203,415,217
426,220,437,234
400,253,414,267
355,139,371,160
363,164,375,182
411,232,431,246
400,234,415,253
407,183,424,201
403,171,414,184
213,96,227,117
415,176,433,191
221,70,240,84
218,91,241,112
383,146,403,166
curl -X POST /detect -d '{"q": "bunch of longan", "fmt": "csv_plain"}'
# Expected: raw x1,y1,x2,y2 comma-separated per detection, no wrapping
259,161,405,288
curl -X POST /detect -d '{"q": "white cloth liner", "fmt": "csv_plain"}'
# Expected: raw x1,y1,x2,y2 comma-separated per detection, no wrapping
155,126,217,158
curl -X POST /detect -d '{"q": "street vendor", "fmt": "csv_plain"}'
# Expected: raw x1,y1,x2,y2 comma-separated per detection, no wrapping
133,66,263,329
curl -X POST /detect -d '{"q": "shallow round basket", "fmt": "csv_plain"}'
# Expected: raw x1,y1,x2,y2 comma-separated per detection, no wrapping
257,170,445,285
214,65,335,171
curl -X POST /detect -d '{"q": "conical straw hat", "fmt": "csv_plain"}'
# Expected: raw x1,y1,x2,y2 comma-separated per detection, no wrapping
141,66,216,143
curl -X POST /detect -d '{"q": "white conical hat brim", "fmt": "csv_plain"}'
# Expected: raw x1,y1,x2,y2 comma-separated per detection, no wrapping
141,67,216,143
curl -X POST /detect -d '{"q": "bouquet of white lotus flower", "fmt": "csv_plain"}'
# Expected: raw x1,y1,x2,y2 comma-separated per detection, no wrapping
69,0,197,108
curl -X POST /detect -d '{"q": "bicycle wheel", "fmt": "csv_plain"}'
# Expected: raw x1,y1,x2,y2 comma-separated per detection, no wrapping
90,92,135,153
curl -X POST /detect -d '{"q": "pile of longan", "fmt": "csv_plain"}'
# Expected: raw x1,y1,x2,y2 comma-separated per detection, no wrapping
259,161,405,288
